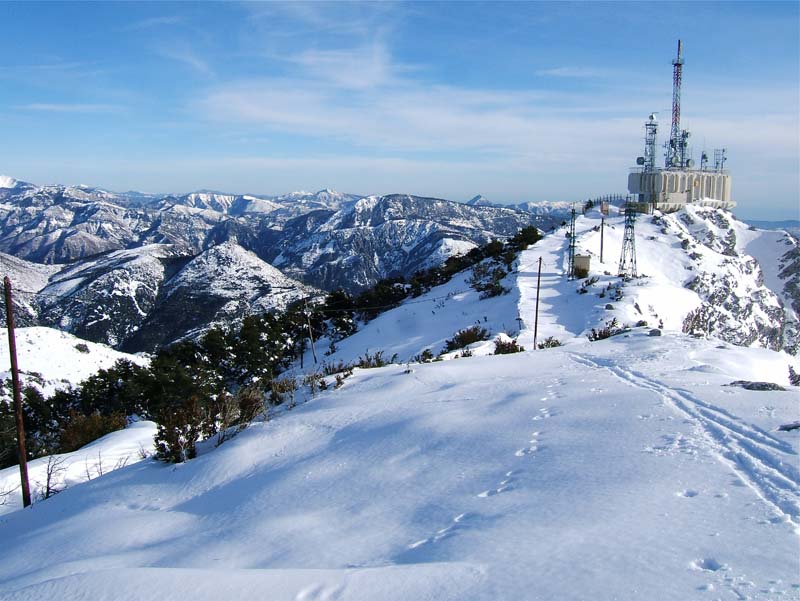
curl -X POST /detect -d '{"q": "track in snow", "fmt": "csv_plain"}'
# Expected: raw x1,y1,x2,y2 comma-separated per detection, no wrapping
570,353,800,526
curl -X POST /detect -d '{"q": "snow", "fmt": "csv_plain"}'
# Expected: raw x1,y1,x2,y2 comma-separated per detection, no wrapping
0,176,18,189
0,209,797,600
0,333,796,600
0,421,157,515
0,327,147,397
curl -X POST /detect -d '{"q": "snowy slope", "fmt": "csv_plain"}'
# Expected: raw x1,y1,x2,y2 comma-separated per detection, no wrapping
0,328,152,513
313,205,797,370
0,334,796,600
0,326,146,398
0,420,157,514
0,211,798,599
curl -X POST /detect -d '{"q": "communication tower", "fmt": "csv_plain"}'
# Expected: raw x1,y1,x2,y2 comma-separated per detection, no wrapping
636,114,659,173
714,148,727,171
627,40,734,212
665,40,687,169
618,205,638,278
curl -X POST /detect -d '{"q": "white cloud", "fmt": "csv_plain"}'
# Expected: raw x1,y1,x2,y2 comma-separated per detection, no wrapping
536,66,616,78
157,45,213,76
16,103,122,113
290,44,400,89
128,16,183,30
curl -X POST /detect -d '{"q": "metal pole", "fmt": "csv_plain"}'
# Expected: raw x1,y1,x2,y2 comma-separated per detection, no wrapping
600,216,605,263
533,257,542,350
4,277,31,507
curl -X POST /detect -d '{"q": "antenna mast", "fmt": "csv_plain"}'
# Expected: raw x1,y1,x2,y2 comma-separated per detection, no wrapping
666,39,684,169
618,204,638,278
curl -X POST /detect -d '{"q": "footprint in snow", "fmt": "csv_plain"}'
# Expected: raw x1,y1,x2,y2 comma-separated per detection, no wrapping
295,584,342,601
478,477,516,497
408,512,474,547
532,408,552,421
514,445,539,457
690,557,727,572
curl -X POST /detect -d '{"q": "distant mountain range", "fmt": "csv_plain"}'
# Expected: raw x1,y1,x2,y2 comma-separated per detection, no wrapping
744,219,800,238
0,177,562,351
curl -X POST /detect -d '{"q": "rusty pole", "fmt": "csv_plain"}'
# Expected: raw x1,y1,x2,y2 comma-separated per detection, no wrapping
4,276,31,507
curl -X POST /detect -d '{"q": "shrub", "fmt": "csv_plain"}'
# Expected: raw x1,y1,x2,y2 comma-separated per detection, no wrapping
59,410,127,453
444,326,490,352
494,338,525,354
322,360,354,376
154,397,207,463
303,372,326,397
356,350,397,369
74,343,90,354
334,367,354,389
236,383,265,423
414,349,434,363
270,376,298,407
537,337,562,349
508,226,541,251
470,262,509,298
588,318,626,341
790,366,800,387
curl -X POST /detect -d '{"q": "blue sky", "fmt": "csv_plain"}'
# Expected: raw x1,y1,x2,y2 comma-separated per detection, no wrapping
1,1,797,220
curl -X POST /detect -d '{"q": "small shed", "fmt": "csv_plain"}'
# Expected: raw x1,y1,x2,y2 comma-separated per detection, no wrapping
574,254,591,278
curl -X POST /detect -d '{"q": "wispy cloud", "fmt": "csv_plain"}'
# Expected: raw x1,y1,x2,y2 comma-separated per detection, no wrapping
127,16,183,31
290,44,404,90
156,45,213,76
245,2,402,40
17,103,122,113
536,66,617,78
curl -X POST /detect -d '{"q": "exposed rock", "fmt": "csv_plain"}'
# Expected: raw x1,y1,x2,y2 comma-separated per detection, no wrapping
727,380,786,391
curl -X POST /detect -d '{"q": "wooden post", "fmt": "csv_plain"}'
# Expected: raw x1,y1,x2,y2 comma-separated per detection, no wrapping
4,277,31,507
533,257,542,350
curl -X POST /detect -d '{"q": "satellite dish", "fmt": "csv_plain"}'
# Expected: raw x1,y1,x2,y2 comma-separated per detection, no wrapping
636,157,645,165
670,156,680,167
686,159,695,168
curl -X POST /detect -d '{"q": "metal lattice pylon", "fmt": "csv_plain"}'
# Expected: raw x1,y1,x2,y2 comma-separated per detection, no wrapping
618,205,638,278
567,207,577,280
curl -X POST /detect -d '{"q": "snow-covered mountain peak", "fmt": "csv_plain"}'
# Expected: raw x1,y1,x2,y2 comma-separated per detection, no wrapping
0,175,19,189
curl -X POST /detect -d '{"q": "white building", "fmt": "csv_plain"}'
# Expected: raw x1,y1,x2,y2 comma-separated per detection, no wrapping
628,168,734,213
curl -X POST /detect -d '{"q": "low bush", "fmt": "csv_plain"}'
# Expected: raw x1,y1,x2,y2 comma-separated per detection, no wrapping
59,410,127,453
154,397,208,463
444,326,490,352
470,262,510,298
790,366,800,387
356,350,398,369
588,318,626,341
494,338,525,354
537,337,562,349
270,376,298,407
414,349,434,363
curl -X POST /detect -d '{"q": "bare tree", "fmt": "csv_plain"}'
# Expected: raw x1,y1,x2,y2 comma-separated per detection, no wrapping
36,455,67,500
0,482,19,506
